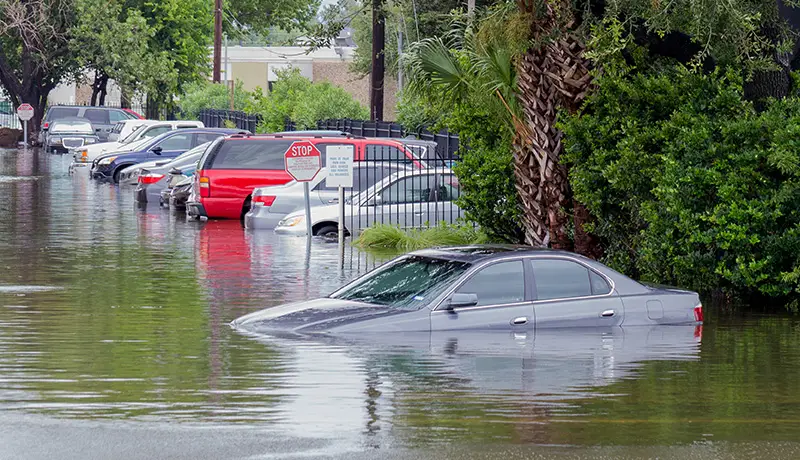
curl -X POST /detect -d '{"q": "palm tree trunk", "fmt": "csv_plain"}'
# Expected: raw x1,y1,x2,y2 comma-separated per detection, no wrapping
513,0,594,253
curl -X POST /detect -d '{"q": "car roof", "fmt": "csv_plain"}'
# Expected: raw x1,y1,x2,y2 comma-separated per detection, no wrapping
409,245,580,264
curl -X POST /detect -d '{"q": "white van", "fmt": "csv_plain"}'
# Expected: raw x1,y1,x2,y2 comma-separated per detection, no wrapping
70,120,205,167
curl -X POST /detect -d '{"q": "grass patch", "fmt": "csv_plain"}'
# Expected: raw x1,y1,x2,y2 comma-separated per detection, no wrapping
353,223,488,252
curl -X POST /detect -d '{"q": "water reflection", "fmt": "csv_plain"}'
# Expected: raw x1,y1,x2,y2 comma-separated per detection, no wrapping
1,148,800,454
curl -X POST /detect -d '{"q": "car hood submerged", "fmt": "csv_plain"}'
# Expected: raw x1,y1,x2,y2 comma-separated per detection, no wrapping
232,298,416,334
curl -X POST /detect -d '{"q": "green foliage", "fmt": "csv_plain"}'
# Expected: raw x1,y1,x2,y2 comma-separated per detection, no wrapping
248,68,368,133
354,222,488,252
401,4,528,243
561,63,800,302
225,0,320,37
178,80,253,119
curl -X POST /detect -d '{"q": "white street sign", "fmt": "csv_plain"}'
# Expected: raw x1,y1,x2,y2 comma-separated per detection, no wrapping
325,145,354,188
17,103,34,121
284,140,322,182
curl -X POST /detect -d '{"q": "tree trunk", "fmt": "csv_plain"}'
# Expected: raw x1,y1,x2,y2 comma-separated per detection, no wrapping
514,21,592,251
98,74,109,106
120,89,131,109
146,93,161,120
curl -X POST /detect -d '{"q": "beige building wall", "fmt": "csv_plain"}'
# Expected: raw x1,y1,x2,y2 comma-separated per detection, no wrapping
312,61,398,121
231,62,269,92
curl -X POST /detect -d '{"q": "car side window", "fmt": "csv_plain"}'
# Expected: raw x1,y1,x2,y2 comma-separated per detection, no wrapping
210,139,293,169
455,261,525,307
84,109,110,124
364,144,412,162
47,107,79,120
531,259,599,300
109,110,128,123
156,133,193,151
196,133,222,145
379,175,436,204
590,270,611,295
437,174,461,201
143,126,170,138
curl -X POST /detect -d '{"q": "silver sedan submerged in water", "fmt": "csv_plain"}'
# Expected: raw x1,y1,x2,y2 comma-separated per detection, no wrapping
232,246,704,334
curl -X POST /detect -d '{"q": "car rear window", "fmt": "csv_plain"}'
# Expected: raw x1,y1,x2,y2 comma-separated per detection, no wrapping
207,139,294,169
46,107,80,120
84,109,110,124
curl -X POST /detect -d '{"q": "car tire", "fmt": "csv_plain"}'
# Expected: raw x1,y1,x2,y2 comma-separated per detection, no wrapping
112,167,123,184
314,225,339,238
240,196,252,222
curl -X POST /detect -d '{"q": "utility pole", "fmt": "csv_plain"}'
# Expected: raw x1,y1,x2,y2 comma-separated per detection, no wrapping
369,0,385,121
397,17,404,93
213,0,222,83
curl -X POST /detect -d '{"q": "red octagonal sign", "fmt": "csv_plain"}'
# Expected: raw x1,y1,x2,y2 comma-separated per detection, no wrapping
284,140,322,182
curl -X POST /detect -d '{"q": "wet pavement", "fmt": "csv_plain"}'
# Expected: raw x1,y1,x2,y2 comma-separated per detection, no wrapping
1,148,800,459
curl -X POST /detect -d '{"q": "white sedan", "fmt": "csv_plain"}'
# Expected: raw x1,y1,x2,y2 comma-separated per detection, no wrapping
274,168,462,237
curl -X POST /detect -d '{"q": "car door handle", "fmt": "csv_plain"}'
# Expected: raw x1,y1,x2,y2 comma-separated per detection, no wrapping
511,316,528,325
327,198,339,204
601,310,615,317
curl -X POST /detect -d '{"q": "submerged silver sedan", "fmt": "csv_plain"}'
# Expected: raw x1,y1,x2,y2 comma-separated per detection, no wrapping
233,246,703,334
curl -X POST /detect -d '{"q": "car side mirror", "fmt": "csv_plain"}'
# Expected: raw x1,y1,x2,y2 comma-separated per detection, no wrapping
151,146,163,155
445,293,478,311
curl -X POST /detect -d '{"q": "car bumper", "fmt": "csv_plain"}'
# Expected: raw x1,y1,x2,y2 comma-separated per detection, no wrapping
186,201,208,219
91,165,113,181
244,207,286,230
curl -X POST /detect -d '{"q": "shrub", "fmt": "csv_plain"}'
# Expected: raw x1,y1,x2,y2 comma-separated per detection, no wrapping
354,223,488,252
177,80,253,119
248,68,368,133
561,65,800,302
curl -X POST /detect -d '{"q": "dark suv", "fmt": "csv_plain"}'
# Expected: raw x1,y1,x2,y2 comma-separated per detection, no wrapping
39,106,142,143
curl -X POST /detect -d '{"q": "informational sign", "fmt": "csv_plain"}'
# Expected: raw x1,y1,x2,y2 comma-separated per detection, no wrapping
16,103,34,121
284,140,322,182
325,145,354,188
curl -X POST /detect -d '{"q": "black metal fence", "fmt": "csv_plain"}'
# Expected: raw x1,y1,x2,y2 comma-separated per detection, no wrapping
308,119,461,164
198,109,260,133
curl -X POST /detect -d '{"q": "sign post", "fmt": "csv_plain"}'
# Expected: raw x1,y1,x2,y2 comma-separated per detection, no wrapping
16,103,34,148
325,145,355,248
284,140,322,237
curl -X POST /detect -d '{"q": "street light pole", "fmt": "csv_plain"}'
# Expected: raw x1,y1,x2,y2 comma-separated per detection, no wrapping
213,0,222,83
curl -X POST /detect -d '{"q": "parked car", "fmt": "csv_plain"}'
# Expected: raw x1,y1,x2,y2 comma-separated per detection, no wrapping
39,105,141,143
91,128,247,183
44,118,100,153
70,120,205,167
274,169,462,237
232,245,704,334
244,163,413,230
166,176,193,208
187,135,429,221
133,142,211,202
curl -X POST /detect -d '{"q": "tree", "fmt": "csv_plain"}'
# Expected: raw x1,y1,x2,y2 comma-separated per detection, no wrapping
0,0,77,134
71,0,173,106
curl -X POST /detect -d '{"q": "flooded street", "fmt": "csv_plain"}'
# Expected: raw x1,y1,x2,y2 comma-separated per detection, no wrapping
2,148,800,459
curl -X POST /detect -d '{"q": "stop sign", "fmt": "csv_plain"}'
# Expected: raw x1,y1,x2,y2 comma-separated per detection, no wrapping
16,103,34,121
284,140,322,182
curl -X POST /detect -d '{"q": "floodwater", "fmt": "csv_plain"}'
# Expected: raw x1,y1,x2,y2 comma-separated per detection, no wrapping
1,149,800,460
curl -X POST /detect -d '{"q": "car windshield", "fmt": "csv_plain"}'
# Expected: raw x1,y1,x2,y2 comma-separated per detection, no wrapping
120,125,146,144
330,256,471,309
51,121,93,134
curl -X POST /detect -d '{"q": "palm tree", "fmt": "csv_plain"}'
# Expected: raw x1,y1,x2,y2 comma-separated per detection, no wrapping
405,3,597,253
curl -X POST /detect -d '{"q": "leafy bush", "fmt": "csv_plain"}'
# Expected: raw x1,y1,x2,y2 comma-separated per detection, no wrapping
561,65,800,302
354,223,488,252
178,80,253,119
248,68,368,133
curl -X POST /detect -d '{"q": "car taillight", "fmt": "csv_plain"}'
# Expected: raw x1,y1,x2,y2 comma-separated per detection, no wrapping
138,173,165,185
199,176,210,198
253,195,276,206
43,122,49,130
694,304,704,323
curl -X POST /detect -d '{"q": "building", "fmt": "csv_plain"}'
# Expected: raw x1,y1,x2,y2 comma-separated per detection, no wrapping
47,39,399,120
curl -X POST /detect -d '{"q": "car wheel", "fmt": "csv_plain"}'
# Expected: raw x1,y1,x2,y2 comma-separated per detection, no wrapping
314,225,339,238
240,196,252,222
112,168,123,184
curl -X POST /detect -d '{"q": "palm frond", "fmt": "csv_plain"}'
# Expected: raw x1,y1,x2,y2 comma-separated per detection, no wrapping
405,37,472,104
